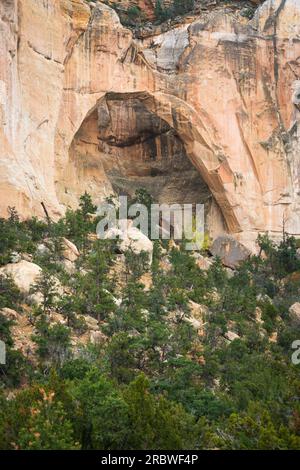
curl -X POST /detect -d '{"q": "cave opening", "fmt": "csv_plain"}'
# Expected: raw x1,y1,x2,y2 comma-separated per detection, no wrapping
65,92,227,239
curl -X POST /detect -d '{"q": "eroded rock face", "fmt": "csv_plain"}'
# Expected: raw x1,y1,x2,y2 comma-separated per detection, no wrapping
211,235,251,268
1,1,300,249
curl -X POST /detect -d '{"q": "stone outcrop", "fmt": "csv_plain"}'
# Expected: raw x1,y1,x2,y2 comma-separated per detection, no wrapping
1,1,300,249
104,219,153,262
61,238,80,262
211,234,251,268
0,260,42,294
225,331,240,342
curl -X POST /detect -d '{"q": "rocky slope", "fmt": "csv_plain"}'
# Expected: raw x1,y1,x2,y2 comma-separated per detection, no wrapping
0,0,300,248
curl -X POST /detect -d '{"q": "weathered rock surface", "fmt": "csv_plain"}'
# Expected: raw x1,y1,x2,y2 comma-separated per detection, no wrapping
192,253,213,271
0,307,37,358
225,331,240,342
1,307,19,321
61,238,80,262
289,302,300,323
211,235,251,268
90,329,107,345
0,1,300,249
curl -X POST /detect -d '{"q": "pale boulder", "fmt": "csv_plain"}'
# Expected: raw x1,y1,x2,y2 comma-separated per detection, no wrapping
0,260,42,294
289,302,300,323
84,315,99,331
255,306,263,324
0,307,19,321
36,243,51,257
104,220,153,263
269,332,278,343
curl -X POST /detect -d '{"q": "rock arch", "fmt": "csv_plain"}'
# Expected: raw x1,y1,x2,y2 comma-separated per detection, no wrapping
56,90,241,237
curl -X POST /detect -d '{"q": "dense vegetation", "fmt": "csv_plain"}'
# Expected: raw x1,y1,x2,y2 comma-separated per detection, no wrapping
103,1,257,27
103,0,196,27
0,193,300,450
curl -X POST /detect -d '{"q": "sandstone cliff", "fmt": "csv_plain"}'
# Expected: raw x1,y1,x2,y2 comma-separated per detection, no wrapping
0,0,300,248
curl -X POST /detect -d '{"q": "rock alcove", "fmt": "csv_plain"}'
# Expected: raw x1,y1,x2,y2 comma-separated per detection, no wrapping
65,92,227,238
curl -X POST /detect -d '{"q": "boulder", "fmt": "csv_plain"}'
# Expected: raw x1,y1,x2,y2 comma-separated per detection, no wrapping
49,312,66,325
84,315,99,331
185,316,202,331
61,238,80,262
90,330,106,345
225,331,240,342
189,300,209,321
289,302,300,323
61,259,76,274
0,307,19,321
255,306,263,324
184,301,209,333
104,220,153,263
0,260,42,294
21,253,33,262
211,235,251,269
192,253,213,271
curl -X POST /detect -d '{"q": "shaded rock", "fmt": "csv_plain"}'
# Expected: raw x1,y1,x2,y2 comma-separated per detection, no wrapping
36,243,51,257
159,256,172,272
10,252,21,263
282,271,300,286
211,235,251,268
189,300,209,320
139,272,153,291
10,313,36,359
